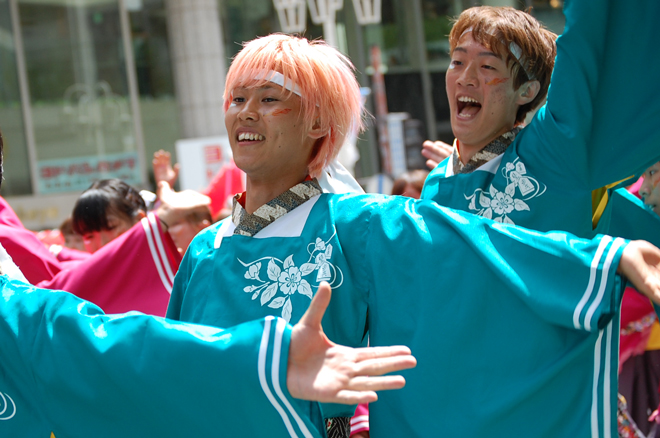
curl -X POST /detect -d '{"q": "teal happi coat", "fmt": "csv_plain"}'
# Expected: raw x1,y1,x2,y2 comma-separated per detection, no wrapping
169,191,627,437
421,0,660,239
0,275,325,437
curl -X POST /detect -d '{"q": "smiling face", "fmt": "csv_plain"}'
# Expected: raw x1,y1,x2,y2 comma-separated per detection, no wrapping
225,84,320,187
446,33,534,160
640,162,660,216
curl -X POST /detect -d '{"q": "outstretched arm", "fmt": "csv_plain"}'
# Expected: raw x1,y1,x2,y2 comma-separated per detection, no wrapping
288,282,416,404
0,277,414,436
527,0,660,188
617,240,660,305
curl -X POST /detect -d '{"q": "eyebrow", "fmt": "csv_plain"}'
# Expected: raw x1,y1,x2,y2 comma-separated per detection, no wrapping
452,47,502,59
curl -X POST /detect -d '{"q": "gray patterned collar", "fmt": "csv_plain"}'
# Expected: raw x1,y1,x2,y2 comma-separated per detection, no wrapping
452,126,523,174
232,179,323,237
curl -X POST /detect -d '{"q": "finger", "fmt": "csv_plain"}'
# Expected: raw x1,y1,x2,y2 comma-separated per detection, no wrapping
333,390,378,405
345,375,407,392
298,281,331,329
426,159,439,170
352,345,412,359
352,355,417,376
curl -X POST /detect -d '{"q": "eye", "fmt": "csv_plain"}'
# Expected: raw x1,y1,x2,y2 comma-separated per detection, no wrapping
482,64,496,70
450,59,462,67
262,97,278,103
232,96,245,103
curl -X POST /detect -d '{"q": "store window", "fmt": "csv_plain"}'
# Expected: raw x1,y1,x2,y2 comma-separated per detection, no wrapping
127,0,180,179
0,0,32,196
219,0,279,59
17,0,141,194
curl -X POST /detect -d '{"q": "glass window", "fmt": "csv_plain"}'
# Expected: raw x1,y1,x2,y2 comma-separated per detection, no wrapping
128,0,180,184
0,0,32,196
421,0,454,70
219,0,279,59
18,0,142,194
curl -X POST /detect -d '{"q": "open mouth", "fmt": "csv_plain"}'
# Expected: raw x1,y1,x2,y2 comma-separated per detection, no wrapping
237,132,265,143
457,96,481,118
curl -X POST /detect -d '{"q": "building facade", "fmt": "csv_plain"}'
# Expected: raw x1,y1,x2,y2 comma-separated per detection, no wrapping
0,0,564,229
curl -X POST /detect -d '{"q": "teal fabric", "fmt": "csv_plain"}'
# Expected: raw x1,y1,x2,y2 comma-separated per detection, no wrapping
421,0,660,240
595,189,660,247
170,192,627,436
0,276,325,437
420,2,660,433
596,188,660,318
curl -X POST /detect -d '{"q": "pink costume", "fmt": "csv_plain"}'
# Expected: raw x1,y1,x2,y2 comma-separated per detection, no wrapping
0,196,62,284
38,212,180,316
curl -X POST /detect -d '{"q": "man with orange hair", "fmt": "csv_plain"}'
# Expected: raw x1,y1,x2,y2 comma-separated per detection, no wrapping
0,128,417,437
168,32,660,437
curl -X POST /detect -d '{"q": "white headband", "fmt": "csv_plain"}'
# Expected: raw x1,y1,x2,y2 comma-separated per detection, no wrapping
460,28,534,80
254,70,302,96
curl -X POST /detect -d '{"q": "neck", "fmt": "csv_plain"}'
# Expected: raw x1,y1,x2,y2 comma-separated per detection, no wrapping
244,171,308,214
457,142,481,165
458,125,518,165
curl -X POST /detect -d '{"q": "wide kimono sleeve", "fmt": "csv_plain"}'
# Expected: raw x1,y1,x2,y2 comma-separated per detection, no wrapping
38,212,181,317
332,193,628,436
595,188,660,318
0,277,325,438
521,0,660,190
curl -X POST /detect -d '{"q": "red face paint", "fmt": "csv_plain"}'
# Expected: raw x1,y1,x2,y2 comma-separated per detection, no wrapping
271,108,292,116
485,78,509,86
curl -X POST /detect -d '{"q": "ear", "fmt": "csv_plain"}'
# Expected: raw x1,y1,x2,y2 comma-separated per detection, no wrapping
307,117,327,140
516,80,541,106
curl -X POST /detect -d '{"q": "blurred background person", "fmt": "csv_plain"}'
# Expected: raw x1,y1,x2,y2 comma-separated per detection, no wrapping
391,169,429,199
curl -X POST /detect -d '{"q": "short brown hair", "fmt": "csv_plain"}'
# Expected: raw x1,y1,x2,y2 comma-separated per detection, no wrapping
449,7,557,123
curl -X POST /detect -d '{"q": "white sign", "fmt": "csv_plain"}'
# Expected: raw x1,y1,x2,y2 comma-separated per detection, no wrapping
175,136,233,192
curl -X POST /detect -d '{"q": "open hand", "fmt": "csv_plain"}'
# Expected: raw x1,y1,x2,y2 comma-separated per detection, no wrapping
422,140,453,170
618,240,660,304
153,150,180,188
287,282,416,404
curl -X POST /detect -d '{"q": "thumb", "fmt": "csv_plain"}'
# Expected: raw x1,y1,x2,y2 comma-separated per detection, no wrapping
299,281,331,329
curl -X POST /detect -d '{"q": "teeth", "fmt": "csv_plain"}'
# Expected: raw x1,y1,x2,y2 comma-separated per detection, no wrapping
238,133,265,141
458,96,479,104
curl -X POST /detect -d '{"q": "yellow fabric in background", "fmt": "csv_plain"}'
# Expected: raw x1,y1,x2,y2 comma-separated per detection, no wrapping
647,322,660,351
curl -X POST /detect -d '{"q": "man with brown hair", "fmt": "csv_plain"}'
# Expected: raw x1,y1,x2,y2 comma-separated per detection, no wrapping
422,3,660,237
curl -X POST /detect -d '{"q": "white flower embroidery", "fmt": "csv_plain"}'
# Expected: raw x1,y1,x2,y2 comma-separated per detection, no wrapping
238,233,342,322
464,158,545,225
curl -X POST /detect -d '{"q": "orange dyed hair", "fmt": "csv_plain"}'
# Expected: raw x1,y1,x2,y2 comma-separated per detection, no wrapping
450,7,557,123
224,34,364,178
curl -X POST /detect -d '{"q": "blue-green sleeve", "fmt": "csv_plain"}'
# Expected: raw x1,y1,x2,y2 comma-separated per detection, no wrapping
0,277,324,438
335,195,627,333
333,194,628,437
522,0,660,190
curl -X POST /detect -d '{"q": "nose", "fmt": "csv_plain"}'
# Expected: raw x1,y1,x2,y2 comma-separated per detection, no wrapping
457,62,478,87
238,98,259,121
639,179,650,200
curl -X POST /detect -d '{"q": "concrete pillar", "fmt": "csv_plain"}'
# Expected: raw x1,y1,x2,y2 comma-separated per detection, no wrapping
166,0,227,138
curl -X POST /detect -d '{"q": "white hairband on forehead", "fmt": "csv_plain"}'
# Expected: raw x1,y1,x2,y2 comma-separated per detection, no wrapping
459,28,534,80
254,70,302,96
